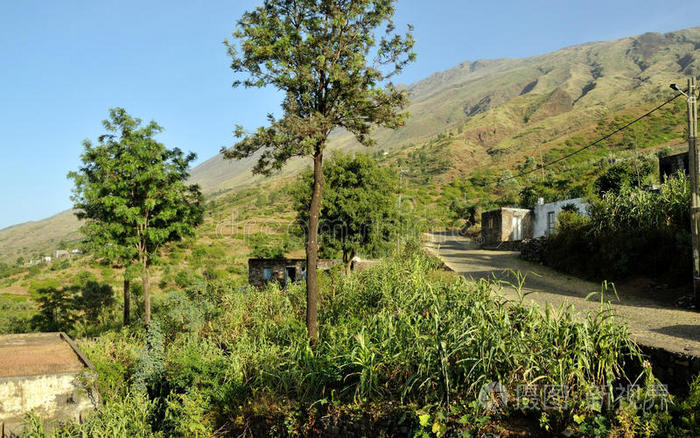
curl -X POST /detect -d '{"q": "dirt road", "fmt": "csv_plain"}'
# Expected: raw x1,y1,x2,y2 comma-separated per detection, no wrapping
424,231,700,358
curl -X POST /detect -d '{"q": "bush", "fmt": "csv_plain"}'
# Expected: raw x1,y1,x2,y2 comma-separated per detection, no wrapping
30,285,77,332
73,270,98,288
77,281,116,325
174,269,200,289
545,175,692,283
0,295,34,334
32,251,689,437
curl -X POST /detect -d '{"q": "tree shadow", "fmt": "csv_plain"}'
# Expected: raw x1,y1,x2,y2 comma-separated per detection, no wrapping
651,324,700,342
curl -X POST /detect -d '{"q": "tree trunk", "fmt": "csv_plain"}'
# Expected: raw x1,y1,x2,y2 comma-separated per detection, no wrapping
306,150,324,345
123,277,130,325
143,259,151,327
343,250,354,276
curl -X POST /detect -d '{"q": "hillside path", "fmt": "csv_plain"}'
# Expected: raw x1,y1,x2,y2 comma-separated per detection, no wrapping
424,231,700,358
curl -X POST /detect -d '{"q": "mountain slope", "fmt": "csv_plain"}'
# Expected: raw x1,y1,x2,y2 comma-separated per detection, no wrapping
1,26,699,262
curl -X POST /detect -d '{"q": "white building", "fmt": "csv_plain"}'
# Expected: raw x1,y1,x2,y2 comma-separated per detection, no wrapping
532,197,588,238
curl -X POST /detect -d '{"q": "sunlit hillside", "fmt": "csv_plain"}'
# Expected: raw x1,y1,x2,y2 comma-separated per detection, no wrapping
1,26,698,264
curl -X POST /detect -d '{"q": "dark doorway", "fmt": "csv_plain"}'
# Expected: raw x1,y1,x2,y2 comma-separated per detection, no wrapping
285,266,296,286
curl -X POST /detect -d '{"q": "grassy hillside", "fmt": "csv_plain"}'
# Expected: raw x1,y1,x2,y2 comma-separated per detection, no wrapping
0,26,698,265
0,210,81,264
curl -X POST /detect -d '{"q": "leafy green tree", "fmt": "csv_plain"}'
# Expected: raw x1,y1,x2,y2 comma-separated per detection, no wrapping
31,285,78,332
495,170,520,206
593,159,653,196
78,281,116,325
69,108,204,327
248,231,291,259
292,153,399,274
222,0,415,344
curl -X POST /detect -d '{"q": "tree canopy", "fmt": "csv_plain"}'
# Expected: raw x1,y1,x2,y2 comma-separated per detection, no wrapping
69,108,204,326
292,153,399,271
222,0,415,171
222,0,415,344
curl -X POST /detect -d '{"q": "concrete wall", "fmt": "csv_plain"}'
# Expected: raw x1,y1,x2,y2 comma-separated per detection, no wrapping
532,198,587,238
481,208,533,245
1,372,95,436
0,333,96,437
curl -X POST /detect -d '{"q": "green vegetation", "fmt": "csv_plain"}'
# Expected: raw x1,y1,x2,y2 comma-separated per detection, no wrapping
292,153,400,272
0,294,34,334
68,107,204,326
222,0,415,344
545,174,691,283
16,249,699,437
2,20,699,438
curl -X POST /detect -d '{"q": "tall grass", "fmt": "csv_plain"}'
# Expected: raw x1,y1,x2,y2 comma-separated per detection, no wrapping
546,174,692,282
23,249,687,436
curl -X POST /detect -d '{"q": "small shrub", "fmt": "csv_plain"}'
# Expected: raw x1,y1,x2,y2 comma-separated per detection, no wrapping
72,270,98,288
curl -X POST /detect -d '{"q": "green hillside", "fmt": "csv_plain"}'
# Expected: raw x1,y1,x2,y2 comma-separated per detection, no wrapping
1,26,698,265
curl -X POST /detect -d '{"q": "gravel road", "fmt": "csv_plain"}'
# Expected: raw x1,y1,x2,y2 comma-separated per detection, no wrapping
424,231,700,357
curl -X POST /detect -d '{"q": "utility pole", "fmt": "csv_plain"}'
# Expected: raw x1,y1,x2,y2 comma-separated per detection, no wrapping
673,78,699,309
690,78,699,310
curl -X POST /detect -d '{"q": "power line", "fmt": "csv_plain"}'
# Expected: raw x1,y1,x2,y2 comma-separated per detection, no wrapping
494,93,683,185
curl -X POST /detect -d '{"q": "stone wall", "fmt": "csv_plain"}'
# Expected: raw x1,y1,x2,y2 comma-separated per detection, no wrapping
351,259,379,272
636,345,700,396
1,372,95,436
520,238,548,263
481,208,534,246
248,258,343,288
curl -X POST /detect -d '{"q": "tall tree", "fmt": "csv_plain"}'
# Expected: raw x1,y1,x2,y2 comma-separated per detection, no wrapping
69,108,204,326
222,0,415,344
292,153,399,274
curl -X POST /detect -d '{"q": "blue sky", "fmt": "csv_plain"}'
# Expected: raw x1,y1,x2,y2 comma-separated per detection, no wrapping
0,0,696,230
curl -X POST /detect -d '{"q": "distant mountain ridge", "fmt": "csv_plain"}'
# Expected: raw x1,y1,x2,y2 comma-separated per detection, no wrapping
1,26,699,262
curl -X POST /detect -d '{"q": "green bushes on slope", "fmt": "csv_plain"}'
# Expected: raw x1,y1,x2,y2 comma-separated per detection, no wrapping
545,174,691,283
21,249,694,437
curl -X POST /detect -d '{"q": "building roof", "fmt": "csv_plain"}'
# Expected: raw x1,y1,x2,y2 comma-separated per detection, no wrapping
0,332,92,378
483,207,532,214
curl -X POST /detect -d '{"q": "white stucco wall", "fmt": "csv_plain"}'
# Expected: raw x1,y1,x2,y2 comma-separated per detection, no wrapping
533,198,588,238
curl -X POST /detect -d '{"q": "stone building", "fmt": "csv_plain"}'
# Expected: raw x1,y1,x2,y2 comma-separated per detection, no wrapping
480,208,534,246
0,333,97,436
248,258,342,288
53,250,69,259
659,151,688,182
481,198,588,247
248,257,378,288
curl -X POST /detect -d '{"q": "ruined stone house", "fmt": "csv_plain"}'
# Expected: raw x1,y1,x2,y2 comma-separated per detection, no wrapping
248,258,340,288
53,250,69,259
248,257,378,288
659,151,688,182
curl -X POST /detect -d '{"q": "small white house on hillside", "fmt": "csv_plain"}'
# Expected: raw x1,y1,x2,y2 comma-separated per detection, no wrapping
532,198,588,238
